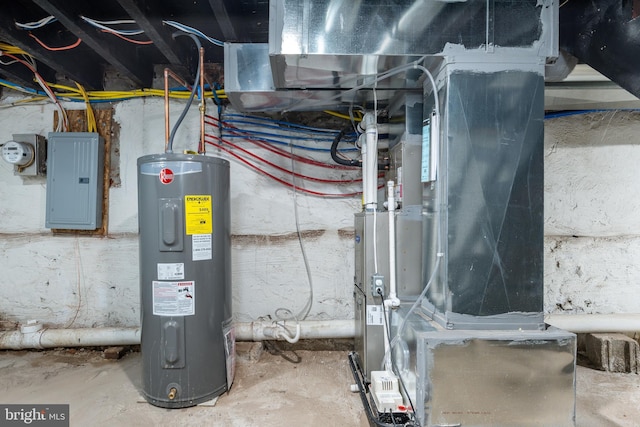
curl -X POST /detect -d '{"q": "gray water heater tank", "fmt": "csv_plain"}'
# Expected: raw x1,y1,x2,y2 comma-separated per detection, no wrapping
137,153,232,408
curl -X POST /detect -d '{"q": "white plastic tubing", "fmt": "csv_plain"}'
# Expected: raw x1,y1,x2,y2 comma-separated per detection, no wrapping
0,320,355,350
545,314,640,334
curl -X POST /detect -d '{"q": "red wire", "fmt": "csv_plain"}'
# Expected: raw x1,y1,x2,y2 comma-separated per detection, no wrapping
100,29,153,45
205,117,359,170
207,140,364,198
205,134,361,184
3,52,67,130
28,33,82,51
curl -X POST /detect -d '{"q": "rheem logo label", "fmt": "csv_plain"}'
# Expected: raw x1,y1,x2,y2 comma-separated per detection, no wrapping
159,168,174,184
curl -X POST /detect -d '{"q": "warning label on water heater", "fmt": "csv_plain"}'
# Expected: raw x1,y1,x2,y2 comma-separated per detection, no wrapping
152,281,195,316
192,234,212,261
157,262,185,280
184,195,212,235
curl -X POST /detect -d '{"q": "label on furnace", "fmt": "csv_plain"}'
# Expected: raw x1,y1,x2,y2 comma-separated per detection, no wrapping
366,305,384,326
152,281,195,316
421,124,431,182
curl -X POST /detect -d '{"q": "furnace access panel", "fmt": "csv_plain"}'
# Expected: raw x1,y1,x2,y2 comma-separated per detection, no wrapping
45,132,104,230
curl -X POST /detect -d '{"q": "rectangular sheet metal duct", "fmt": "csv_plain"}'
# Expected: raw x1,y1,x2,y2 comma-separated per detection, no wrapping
422,60,546,330
268,0,556,89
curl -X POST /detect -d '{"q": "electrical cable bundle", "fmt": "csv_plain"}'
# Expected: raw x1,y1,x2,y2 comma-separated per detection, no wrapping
0,76,226,104
80,16,153,45
0,43,68,131
205,113,378,198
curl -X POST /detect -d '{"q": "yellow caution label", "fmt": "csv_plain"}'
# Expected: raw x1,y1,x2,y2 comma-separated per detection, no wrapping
184,195,212,235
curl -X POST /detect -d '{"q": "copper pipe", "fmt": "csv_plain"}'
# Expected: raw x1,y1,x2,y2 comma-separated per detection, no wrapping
198,47,206,154
163,68,192,153
164,68,170,152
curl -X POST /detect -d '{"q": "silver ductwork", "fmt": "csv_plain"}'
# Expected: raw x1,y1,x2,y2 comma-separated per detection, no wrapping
225,0,558,112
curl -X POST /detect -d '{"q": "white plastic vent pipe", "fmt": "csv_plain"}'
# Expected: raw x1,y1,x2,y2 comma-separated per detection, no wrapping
360,112,378,210
545,314,640,334
0,320,355,350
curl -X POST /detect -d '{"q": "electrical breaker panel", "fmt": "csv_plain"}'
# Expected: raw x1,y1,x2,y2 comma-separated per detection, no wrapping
45,132,104,230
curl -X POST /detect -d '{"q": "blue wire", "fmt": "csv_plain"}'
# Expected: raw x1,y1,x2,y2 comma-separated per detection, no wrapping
223,113,340,134
222,118,357,140
220,133,360,152
15,16,57,30
0,79,42,95
544,109,640,119
221,126,354,143
212,82,223,117
163,20,224,47
545,109,608,119
222,118,345,138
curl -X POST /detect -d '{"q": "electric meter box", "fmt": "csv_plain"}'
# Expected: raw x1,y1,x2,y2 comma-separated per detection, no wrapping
1,134,47,176
45,132,104,230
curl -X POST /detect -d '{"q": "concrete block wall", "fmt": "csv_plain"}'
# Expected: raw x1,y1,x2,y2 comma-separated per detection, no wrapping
544,111,640,315
1,98,639,328
0,98,359,327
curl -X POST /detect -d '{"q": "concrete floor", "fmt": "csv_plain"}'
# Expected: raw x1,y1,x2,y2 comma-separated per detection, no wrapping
0,342,638,427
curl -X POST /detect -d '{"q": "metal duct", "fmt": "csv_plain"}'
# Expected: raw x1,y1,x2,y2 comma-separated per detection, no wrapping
560,0,640,99
268,0,556,90
223,43,402,112
419,60,546,330
224,0,558,112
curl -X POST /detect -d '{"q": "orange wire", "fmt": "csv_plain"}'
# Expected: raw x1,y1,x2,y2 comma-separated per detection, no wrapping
28,32,81,51
3,52,68,131
101,29,153,45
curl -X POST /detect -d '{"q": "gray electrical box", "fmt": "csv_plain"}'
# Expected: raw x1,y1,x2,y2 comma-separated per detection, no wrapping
45,132,104,230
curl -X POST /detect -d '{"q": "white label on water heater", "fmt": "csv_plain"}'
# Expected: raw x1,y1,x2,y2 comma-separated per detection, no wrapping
366,305,384,326
157,262,185,280
192,234,212,261
152,280,195,316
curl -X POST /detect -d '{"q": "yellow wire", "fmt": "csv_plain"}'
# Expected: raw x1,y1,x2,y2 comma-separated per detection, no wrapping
323,110,362,122
75,82,97,132
2,41,222,102
0,42,31,56
45,85,227,101
0,95,48,109
2,73,227,103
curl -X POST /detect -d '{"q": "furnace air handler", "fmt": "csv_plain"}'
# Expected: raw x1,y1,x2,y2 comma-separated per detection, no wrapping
137,153,233,408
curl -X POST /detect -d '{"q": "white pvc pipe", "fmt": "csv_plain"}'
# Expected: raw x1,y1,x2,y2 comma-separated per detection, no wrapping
4,315,638,350
386,180,399,307
234,319,354,341
360,132,370,208
0,320,355,350
0,327,141,350
545,314,640,334
361,112,378,210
